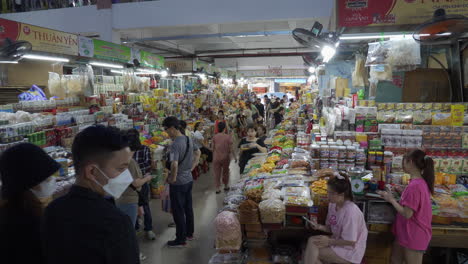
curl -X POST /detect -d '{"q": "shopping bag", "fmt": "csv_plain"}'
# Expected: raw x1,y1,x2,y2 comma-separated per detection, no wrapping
161,184,171,213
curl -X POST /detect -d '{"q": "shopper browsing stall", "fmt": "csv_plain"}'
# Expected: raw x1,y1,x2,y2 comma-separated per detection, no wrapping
273,107,285,128
193,122,212,162
214,110,228,134
116,133,152,228
378,149,434,264
0,143,61,264
43,125,140,264
126,129,156,241
163,116,201,248
305,174,368,264
238,126,267,174
254,98,265,119
212,122,236,194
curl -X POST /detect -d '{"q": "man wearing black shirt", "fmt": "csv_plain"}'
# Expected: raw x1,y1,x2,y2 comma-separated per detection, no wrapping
43,126,140,264
254,98,265,118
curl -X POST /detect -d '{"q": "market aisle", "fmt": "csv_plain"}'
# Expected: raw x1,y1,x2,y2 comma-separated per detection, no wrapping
139,161,241,264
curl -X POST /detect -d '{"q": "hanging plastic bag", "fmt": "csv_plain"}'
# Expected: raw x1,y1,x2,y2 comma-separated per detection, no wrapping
48,72,65,99
352,54,369,87
366,41,390,66
387,38,421,71
369,65,393,81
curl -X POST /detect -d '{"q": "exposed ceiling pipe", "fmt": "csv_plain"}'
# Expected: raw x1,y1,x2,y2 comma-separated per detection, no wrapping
165,52,315,59
125,30,292,42
125,31,421,43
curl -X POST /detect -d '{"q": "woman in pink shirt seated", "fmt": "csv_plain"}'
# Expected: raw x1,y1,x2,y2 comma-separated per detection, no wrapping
378,149,434,264
305,173,368,264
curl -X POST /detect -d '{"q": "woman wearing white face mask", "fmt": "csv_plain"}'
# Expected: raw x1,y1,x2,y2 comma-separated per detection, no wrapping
0,143,61,264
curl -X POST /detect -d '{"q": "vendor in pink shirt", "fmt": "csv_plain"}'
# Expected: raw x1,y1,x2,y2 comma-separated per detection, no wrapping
378,149,434,264
305,173,368,264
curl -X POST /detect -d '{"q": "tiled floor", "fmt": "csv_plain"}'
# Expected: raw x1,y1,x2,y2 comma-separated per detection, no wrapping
138,161,240,264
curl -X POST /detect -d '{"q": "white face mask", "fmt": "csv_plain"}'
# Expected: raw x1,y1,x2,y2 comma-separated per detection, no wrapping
94,167,133,199
31,177,57,198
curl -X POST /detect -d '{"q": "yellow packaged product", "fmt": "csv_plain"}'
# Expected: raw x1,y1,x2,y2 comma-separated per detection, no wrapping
432,113,452,126
451,104,465,126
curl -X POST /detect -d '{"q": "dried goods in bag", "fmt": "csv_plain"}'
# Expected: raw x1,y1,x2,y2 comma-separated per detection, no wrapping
259,199,285,224
214,211,242,250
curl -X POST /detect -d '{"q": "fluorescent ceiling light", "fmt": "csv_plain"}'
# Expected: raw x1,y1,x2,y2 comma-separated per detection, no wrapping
339,33,452,41
137,69,159,74
172,73,193,76
321,46,336,63
0,61,19,64
90,61,124,69
111,70,123,74
160,70,168,78
23,54,69,62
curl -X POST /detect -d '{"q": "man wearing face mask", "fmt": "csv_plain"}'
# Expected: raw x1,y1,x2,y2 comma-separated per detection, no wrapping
42,125,140,264
163,116,200,248
0,143,61,264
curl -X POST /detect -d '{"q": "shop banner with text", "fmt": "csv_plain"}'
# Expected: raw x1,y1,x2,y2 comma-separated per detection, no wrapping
165,60,193,73
92,39,131,63
140,51,165,69
338,0,468,27
0,18,78,56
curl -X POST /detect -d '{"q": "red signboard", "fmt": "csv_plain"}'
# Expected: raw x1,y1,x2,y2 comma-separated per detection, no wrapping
338,0,468,27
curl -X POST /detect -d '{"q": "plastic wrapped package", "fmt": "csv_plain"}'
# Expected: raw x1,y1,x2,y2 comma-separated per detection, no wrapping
280,180,305,188
72,65,94,96
214,212,242,251
62,75,83,97
244,179,264,191
263,179,282,190
227,189,244,197
262,189,282,200
259,199,285,224
370,65,392,81
366,41,390,66
284,196,312,207
352,54,369,87
239,200,261,224
224,195,246,205
289,159,310,169
48,72,65,99
387,38,421,70
282,186,310,197
209,253,244,264
219,204,239,214
245,188,263,203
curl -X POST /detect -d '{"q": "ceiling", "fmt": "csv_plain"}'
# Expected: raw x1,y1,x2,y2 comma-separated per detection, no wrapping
119,17,331,58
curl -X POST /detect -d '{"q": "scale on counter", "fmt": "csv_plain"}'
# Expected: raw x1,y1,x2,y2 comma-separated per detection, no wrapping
348,167,367,195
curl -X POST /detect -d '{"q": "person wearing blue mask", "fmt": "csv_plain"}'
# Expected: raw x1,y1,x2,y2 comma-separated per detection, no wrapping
0,143,61,264
42,125,140,264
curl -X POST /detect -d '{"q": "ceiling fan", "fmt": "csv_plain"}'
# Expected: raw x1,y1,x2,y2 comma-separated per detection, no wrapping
0,38,32,61
292,21,340,63
413,8,468,44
